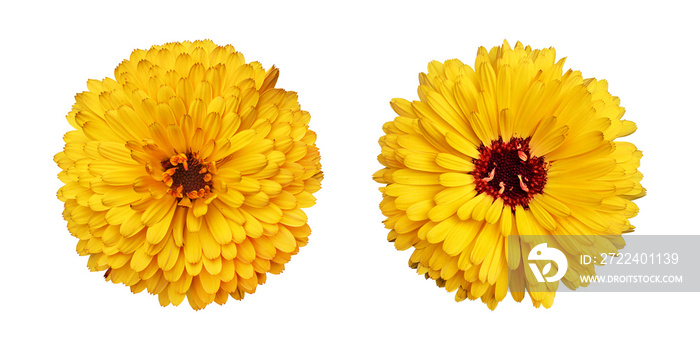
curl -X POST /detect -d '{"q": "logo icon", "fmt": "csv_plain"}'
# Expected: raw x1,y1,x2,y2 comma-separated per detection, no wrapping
528,243,568,283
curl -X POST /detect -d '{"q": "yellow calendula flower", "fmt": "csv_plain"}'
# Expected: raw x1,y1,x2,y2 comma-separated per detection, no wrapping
374,40,644,309
55,40,322,310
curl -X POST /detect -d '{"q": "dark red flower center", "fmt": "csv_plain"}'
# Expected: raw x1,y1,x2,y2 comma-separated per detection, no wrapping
470,137,548,208
161,152,212,200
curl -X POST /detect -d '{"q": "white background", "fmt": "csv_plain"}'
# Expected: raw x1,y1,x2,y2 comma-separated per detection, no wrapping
1,0,698,348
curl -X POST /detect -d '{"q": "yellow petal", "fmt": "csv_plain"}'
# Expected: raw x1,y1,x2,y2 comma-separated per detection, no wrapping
103,187,145,207
528,200,557,231
426,215,459,244
243,205,283,224
106,205,132,225
243,192,269,208
280,208,308,227
506,234,521,270
465,111,494,146
392,169,441,185
439,173,473,187
236,238,256,263
235,258,254,279
221,240,238,260
198,269,221,295
219,257,237,282
457,193,488,220
428,196,470,222
226,129,257,155
193,197,208,217
167,124,187,153
186,207,202,232
532,194,570,217
198,224,221,260
206,205,233,245
570,205,610,232
515,206,541,236
157,237,180,271
225,153,268,175
120,210,145,237
486,237,505,284
406,199,434,221
184,229,202,263
416,118,451,151
434,185,475,205
97,142,136,164
203,255,223,276
617,120,637,137
513,81,545,137
130,244,152,272
403,153,446,172
155,102,177,126
548,158,616,181
69,205,92,225
530,125,568,157
149,122,174,154
484,198,503,224
500,205,514,236
543,183,601,206
547,131,606,160
470,222,499,265
425,90,471,137
471,195,494,221
269,225,297,253
241,211,263,238
146,203,176,244
217,190,244,208
498,109,515,140
443,220,482,256
251,236,276,260
435,153,474,172
141,196,176,226
444,132,480,158
101,169,139,186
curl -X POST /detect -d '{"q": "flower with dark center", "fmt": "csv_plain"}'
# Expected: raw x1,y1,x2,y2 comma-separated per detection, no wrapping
55,40,323,310
374,40,645,309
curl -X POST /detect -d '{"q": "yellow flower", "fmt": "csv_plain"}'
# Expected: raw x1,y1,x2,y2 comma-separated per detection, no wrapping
55,40,322,310
374,40,644,309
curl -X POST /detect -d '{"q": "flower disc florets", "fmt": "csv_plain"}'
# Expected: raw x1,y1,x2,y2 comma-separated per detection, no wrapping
162,152,213,200
472,137,547,208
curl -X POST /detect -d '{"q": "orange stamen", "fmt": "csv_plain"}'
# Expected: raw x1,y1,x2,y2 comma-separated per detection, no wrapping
162,152,213,201
517,174,529,192
518,150,528,162
484,167,496,182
